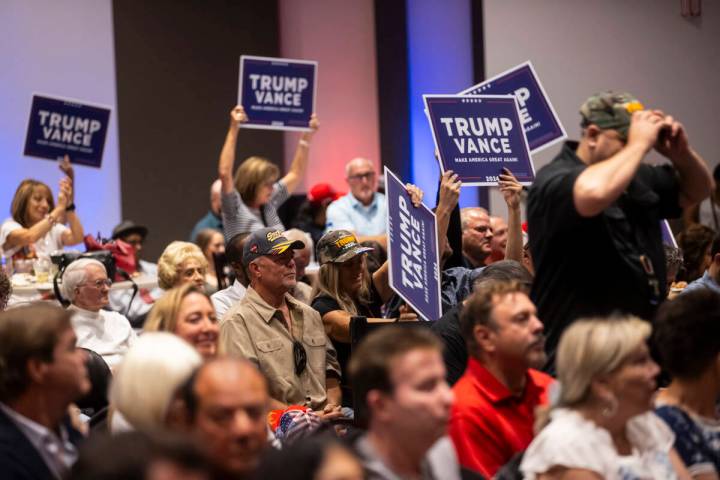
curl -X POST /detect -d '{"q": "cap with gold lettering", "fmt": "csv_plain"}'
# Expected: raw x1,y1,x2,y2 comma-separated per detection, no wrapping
316,230,374,265
242,227,305,266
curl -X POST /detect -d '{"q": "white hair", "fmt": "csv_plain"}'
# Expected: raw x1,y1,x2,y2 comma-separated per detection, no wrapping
345,157,374,178
284,228,313,256
460,207,490,230
110,332,202,432
61,258,106,302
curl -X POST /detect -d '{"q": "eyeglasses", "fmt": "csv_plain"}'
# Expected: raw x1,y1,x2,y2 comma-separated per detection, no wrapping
348,171,375,182
293,340,307,376
80,279,112,289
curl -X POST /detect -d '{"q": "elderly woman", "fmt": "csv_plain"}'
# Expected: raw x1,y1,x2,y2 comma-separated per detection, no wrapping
194,228,225,293
145,283,219,359
0,156,83,260
654,289,720,479
217,105,318,239
110,332,202,432
62,258,136,369
521,315,690,480
157,241,208,290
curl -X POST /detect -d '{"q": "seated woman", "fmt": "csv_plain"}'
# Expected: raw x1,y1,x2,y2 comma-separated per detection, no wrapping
145,283,219,359
194,228,226,293
157,241,208,291
654,289,720,479
110,332,202,432
521,315,690,480
0,156,83,260
217,105,318,239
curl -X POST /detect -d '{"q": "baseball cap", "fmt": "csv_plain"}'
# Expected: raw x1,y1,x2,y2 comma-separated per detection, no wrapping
308,183,342,206
316,230,374,265
579,91,644,139
242,228,305,266
111,220,148,240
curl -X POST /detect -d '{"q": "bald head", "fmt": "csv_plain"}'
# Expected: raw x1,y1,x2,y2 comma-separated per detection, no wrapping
187,358,269,478
345,158,378,206
460,207,493,267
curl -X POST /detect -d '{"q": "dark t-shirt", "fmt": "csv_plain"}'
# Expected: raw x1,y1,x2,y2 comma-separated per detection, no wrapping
527,141,681,371
430,304,467,385
311,283,383,407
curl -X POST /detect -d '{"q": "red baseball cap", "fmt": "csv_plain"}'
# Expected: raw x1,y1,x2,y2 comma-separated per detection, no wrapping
308,183,342,206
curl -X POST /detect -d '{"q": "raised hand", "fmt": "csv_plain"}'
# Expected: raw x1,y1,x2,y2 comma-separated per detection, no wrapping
405,183,424,208
627,109,665,153
499,168,522,210
654,113,691,163
57,178,72,208
58,154,74,180
438,170,461,212
230,105,248,128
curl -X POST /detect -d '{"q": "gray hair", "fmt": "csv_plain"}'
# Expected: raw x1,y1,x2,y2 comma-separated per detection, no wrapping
460,207,489,230
345,157,374,178
284,228,314,262
62,258,106,302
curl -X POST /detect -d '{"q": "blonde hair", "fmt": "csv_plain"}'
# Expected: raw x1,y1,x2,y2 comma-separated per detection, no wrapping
110,332,202,432
313,256,372,316
145,283,211,334
157,241,208,290
11,180,54,227
536,315,651,431
234,156,279,205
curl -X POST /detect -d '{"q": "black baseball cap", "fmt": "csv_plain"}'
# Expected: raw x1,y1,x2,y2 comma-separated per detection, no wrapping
242,228,305,266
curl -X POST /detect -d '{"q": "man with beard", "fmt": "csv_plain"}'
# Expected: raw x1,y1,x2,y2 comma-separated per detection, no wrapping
449,280,553,478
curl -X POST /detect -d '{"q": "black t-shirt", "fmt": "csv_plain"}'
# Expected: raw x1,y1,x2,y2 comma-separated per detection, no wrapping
311,283,384,407
429,304,467,386
527,141,681,371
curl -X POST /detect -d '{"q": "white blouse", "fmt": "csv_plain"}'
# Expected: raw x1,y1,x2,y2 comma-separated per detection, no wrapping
0,218,68,258
521,408,677,480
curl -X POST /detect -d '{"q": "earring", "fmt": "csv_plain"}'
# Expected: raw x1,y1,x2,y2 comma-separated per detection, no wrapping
601,396,618,418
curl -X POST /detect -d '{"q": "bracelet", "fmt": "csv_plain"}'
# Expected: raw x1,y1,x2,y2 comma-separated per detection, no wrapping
65,203,76,212
298,139,310,148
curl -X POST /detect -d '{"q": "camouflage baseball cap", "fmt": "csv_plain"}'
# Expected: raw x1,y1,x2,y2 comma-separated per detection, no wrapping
316,230,374,265
579,91,644,139
242,227,305,266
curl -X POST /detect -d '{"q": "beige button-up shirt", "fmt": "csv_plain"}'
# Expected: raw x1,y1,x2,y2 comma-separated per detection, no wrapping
220,286,341,410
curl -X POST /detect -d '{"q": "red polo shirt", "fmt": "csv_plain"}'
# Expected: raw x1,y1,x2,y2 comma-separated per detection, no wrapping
448,357,554,478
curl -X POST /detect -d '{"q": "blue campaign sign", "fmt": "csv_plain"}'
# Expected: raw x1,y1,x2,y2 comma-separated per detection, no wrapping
385,167,442,321
238,55,317,131
23,94,111,168
424,94,534,186
661,220,677,248
460,61,566,154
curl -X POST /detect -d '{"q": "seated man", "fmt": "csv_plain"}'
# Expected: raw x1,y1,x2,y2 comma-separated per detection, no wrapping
283,228,313,304
108,220,164,327
349,326,464,479
219,228,342,417
325,158,387,247
211,232,249,319
449,279,553,478
176,357,270,480
682,232,720,295
62,258,137,370
0,303,90,480
190,179,223,242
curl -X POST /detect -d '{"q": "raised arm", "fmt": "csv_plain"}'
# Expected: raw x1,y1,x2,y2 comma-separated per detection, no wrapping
217,106,248,195
4,179,72,250
573,110,664,217
499,168,523,262
435,170,462,263
60,177,84,246
281,114,320,194
654,113,713,208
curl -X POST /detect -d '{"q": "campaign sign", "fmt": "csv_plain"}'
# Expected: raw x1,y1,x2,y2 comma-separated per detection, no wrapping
661,220,677,248
238,55,317,131
24,94,111,168
459,61,566,153
385,167,442,322
424,94,534,186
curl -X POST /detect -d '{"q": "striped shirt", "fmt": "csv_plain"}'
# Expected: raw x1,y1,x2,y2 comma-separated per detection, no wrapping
222,181,289,241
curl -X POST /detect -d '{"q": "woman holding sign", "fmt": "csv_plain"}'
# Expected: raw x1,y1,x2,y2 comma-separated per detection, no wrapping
217,105,319,239
1,156,84,261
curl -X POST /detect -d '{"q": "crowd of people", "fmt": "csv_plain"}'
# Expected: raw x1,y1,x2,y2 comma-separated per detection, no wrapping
0,91,719,480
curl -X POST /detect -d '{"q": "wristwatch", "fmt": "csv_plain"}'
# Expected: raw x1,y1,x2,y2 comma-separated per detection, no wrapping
65,203,76,212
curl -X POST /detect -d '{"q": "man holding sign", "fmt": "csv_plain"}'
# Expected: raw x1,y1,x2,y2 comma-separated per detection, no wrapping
528,91,713,371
